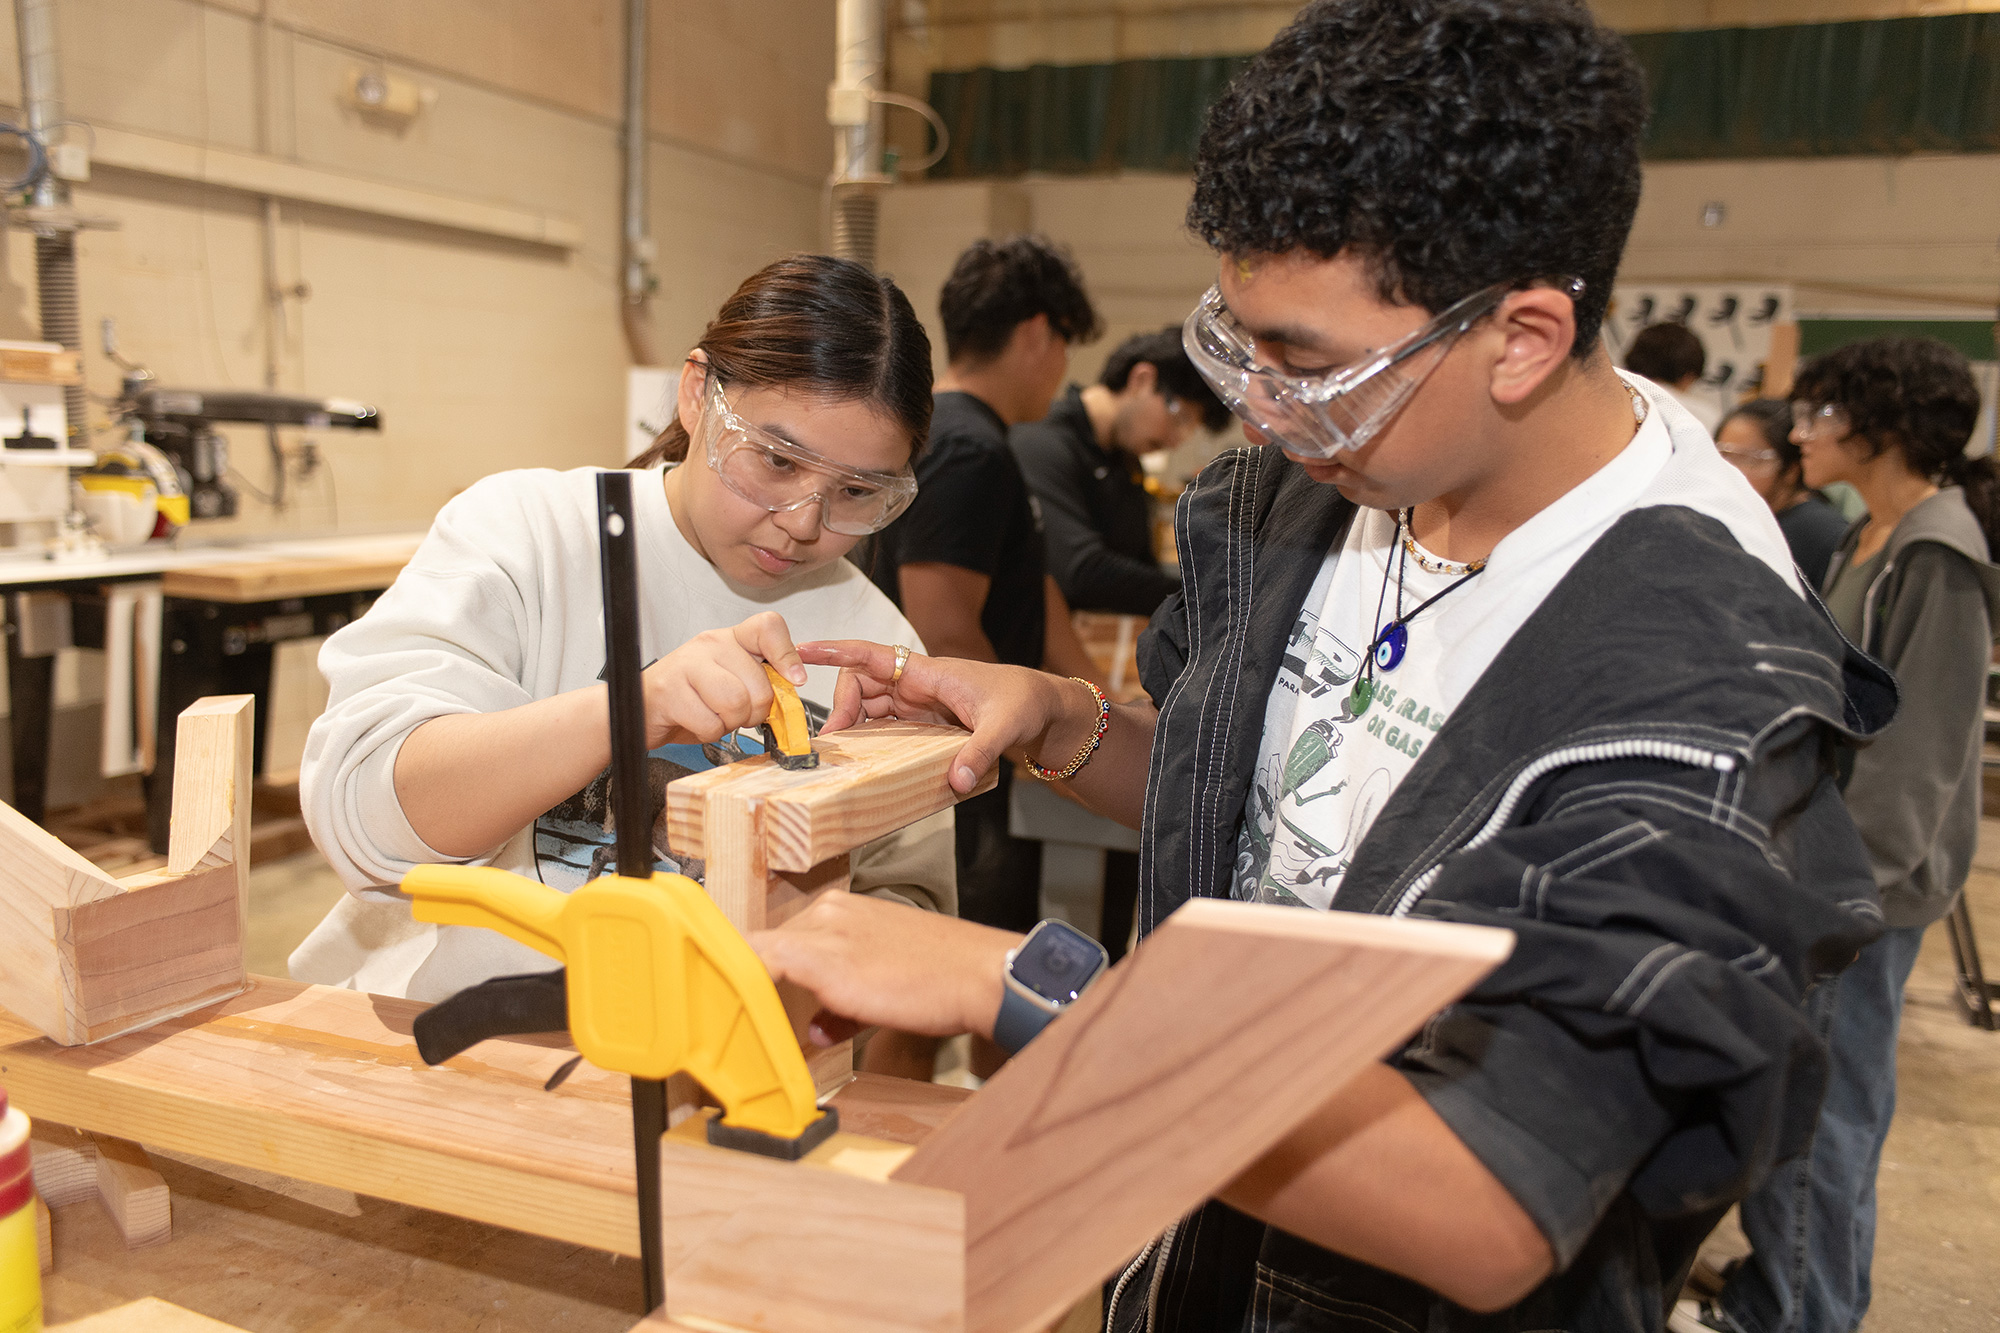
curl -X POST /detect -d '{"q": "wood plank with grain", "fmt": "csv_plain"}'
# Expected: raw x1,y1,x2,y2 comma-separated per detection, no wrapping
49,1296,253,1331
655,1112,964,1333
891,900,1514,1333
0,979,970,1260
158,555,410,604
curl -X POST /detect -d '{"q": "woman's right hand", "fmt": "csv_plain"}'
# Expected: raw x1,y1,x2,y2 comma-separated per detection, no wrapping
643,611,807,748
799,640,1096,795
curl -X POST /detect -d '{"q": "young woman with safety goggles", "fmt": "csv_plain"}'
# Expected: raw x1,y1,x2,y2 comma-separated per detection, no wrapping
292,255,957,1035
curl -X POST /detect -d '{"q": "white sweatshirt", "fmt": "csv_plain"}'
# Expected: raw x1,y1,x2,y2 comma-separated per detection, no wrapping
292,465,954,1001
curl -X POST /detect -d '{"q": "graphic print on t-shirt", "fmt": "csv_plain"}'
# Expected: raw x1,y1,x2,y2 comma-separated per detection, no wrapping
1236,515,1454,912
532,696,830,890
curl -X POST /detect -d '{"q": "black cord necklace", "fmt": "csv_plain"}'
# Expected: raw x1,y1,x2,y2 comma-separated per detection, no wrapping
1345,510,1487,719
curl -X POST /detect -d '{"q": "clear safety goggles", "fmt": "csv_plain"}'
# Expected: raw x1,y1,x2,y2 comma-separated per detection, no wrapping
1791,402,1850,441
1182,277,1582,459
699,374,917,536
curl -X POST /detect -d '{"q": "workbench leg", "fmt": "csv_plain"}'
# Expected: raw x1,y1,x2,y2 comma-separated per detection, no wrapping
6,593,56,823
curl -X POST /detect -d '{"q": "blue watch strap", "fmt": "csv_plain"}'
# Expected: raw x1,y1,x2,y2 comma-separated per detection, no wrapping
993,984,1058,1055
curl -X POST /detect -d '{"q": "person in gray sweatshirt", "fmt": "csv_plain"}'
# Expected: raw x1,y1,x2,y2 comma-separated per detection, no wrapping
1697,337,2000,1333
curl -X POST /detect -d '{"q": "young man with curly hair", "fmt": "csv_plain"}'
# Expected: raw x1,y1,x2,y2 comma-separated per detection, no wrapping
764,2,1896,1328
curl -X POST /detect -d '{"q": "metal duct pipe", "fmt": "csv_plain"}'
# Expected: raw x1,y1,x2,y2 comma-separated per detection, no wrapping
16,0,60,210
620,0,657,365
17,0,84,443
828,0,887,269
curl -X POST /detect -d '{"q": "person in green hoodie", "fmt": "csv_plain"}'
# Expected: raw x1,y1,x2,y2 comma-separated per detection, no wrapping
1692,337,2000,1333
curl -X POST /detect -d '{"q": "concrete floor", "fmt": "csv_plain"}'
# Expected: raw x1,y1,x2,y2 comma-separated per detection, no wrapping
245,830,2000,1328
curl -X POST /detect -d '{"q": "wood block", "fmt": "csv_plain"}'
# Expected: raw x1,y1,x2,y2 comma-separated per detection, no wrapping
91,1134,171,1248
665,720,996,873
52,864,244,1043
656,1111,964,1333
30,1120,97,1205
0,342,82,386
34,1193,49,1273
0,803,125,1040
891,901,1514,1333
0,696,252,1045
49,1296,252,1331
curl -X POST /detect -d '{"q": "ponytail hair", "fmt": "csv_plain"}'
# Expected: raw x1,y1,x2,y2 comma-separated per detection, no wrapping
1791,335,1998,556
631,254,933,468
1943,453,2000,557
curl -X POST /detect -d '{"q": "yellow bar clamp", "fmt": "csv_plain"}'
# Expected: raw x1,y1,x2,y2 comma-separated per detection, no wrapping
400,864,823,1142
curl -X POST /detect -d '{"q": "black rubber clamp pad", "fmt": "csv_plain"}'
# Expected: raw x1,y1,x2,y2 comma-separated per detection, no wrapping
760,722,819,770
706,1106,840,1160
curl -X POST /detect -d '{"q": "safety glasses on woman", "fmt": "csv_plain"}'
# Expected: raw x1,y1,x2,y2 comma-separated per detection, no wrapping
698,371,918,535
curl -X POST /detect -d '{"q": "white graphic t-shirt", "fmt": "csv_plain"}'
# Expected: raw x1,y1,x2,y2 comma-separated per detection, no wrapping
1234,379,1800,909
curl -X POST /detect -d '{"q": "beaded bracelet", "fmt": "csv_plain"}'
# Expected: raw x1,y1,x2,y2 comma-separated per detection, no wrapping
1025,678,1111,782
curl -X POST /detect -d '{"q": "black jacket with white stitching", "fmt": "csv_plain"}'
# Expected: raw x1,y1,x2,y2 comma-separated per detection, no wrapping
1109,445,1897,1333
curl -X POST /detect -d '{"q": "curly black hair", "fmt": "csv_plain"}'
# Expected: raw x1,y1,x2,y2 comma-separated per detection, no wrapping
1099,327,1231,432
1186,0,1646,358
938,235,1103,365
1793,336,1996,552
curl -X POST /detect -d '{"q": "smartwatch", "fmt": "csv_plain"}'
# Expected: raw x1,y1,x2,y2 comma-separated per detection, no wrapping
992,919,1110,1055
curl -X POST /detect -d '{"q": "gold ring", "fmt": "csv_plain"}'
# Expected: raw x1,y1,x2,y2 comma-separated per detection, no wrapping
891,644,910,686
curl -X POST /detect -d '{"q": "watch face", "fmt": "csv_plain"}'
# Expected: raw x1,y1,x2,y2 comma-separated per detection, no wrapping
1014,921,1106,1005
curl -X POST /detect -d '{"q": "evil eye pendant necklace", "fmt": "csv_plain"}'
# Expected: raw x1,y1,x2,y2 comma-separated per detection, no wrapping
1347,510,1488,718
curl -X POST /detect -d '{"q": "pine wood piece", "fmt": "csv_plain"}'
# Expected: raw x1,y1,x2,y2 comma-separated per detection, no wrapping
0,342,81,386
891,901,1514,1333
0,977,963,1260
665,720,996,873
30,1120,98,1206
655,1112,964,1333
49,1296,252,1331
91,1134,171,1248
157,555,411,604
0,696,254,1045
35,1193,50,1273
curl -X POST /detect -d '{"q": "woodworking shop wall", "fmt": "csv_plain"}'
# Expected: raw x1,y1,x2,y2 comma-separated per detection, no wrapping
5,0,831,538
877,0,2000,389
0,0,832,807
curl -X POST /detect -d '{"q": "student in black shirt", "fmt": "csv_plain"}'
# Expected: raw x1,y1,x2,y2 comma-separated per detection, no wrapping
1012,328,1231,616
1716,398,1850,588
869,236,1103,951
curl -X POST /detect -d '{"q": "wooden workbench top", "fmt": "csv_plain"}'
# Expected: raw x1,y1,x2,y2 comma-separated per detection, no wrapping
41,1145,641,1331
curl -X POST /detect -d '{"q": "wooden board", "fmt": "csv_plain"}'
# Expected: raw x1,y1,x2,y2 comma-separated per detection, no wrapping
655,1112,964,1333
665,720,996,874
0,342,82,386
35,1193,50,1273
0,978,969,1261
891,900,1514,1333
51,1297,251,1331
159,555,410,603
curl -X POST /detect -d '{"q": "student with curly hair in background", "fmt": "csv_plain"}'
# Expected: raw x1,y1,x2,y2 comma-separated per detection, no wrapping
1693,339,2000,1333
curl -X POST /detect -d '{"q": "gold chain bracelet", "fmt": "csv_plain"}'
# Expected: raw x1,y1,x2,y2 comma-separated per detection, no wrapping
1025,678,1111,782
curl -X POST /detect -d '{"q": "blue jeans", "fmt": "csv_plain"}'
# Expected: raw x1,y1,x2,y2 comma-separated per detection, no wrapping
1719,923,1928,1333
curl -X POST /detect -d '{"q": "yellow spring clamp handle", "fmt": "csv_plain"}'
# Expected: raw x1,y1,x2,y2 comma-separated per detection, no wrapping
401,864,826,1146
